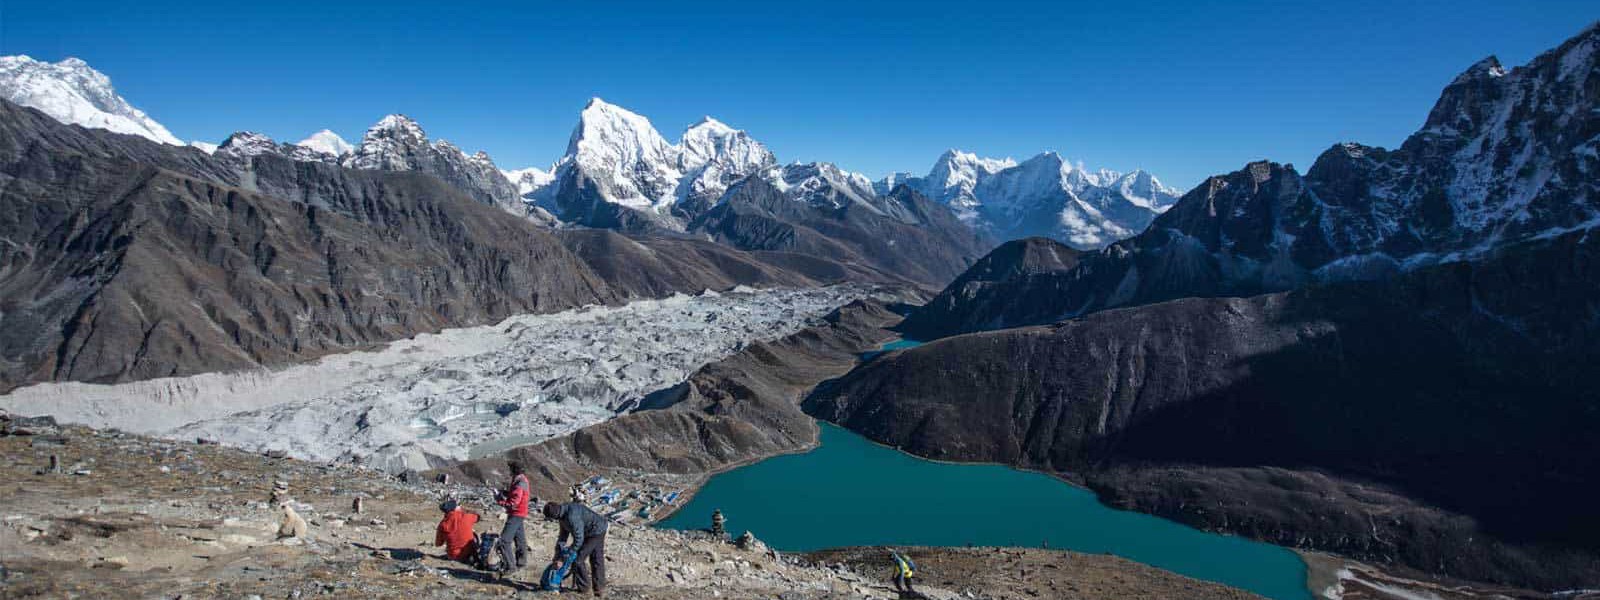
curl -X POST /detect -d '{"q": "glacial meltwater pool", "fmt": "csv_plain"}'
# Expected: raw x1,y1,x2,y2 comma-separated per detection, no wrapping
658,343,1311,599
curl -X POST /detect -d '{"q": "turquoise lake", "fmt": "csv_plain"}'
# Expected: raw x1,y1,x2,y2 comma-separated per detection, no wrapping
658,342,1310,600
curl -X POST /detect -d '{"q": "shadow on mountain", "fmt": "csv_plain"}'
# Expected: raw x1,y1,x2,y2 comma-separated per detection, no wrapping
805,228,1600,589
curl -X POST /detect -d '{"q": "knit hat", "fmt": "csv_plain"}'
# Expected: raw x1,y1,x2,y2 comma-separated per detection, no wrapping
542,501,562,520
439,499,459,513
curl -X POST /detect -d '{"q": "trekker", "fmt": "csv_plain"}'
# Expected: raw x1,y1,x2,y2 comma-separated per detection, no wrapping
542,501,610,597
493,462,531,576
891,550,917,594
433,499,480,563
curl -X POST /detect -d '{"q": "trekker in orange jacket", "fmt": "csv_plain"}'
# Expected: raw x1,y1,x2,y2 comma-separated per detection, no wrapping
434,499,480,562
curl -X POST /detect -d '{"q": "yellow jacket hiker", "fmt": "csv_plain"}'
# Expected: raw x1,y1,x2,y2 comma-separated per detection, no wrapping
891,550,916,593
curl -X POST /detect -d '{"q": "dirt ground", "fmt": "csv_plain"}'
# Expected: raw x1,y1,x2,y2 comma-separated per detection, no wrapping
1,423,1267,599
810,546,1264,600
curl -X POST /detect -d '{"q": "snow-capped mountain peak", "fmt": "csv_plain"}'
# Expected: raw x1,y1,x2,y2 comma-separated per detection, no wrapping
679,116,773,173
341,114,522,212
295,129,353,157
367,114,427,142
927,149,1017,197
503,166,555,197
569,98,676,163
0,54,182,145
562,97,682,209
541,99,779,223
215,131,281,159
1112,170,1180,210
768,162,879,210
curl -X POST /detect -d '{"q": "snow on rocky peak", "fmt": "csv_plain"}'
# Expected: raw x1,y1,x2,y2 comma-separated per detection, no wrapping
873,171,917,196
0,55,182,145
189,140,219,155
342,114,523,212
215,131,337,163
343,114,430,171
563,97,684,209
926,149,1018,204
768,162,880,210
963,151,1180,249
503,166,555,197
677,116,777,203
295,129,353,157
540,98,779,225
873,148,1182,248
215,131,281,159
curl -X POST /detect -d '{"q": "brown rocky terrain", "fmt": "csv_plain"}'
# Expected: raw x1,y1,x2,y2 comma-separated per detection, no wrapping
0,418,1265,600
811,546,1262,600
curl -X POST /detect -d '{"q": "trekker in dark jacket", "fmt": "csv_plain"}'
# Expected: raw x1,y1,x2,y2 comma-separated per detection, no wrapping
493,462,531,576
543,501,609,596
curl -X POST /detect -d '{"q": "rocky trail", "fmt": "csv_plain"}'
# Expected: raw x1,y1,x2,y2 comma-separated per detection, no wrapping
1,417,1266,599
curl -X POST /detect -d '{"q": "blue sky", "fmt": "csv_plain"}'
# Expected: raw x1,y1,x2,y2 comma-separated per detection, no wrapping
2,1,1594,189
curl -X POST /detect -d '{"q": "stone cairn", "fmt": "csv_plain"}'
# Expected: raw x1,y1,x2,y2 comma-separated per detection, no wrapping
710,509,727,540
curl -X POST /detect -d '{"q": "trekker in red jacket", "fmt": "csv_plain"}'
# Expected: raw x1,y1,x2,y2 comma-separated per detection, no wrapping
493,461,531,575
433,499,480,562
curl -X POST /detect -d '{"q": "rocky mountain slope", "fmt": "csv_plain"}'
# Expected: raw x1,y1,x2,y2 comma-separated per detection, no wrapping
882,149,1181,249
0,99,901,392
340,114,526,214
0,55,182,145
900,237,1084,337
0,99,615,391
0,54,530,218
809,228,1600,590
905,23,1599,338
689,177,993,286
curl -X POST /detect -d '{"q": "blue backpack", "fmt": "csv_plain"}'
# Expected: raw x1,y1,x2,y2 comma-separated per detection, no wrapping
473,532,499,571
541,545,579,591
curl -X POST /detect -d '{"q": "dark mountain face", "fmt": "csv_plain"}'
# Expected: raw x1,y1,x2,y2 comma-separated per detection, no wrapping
552,228,909,298
688,178,993,286
0,99,617,391
899,237,1083,338
808,228,1600,588
907,24,1600,338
